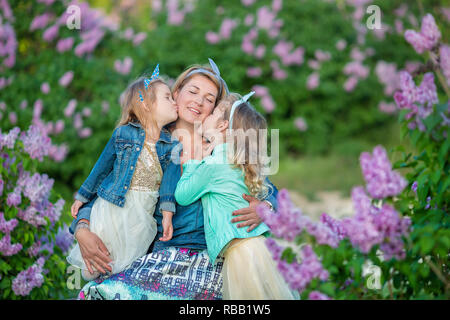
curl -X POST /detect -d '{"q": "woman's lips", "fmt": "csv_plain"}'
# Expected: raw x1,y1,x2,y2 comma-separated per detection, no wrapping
188,107,201,115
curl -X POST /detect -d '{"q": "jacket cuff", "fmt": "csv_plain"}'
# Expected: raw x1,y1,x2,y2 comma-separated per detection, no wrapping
77,186,95,202
74,192,89,203
159,201,176,214
68,207,92,235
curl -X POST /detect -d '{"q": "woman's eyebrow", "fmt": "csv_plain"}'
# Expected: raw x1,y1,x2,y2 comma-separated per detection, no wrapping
190,85,216,98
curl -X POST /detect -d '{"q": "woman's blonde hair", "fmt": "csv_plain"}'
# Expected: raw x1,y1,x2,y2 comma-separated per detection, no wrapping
219,94,270,200
116,77,166,129
171,64,227,106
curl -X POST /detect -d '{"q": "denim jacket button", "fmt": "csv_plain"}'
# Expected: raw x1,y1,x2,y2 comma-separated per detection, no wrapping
124,186,128,189
130,166,134,170
136,147,140,151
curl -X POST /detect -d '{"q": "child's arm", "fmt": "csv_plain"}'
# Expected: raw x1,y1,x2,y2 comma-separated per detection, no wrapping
174,159,214,206
72,128,118,216
159,211,173,241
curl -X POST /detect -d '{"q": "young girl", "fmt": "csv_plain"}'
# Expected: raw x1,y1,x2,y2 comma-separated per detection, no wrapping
67,65,178,280
174,93,297,299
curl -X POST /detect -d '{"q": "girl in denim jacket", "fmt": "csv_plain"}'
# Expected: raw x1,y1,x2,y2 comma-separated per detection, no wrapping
67,66,178,280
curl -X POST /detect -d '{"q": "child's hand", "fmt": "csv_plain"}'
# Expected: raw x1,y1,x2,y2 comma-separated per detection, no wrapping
71,200,84,218
159,211,173,241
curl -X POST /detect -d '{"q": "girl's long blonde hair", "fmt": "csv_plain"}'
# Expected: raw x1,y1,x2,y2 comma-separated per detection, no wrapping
116,77,166,130
218,94,270,200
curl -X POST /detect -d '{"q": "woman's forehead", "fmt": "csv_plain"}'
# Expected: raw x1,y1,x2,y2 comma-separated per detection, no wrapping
185,75,218,96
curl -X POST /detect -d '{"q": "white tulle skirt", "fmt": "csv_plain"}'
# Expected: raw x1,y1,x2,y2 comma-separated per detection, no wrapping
222,236,300,300
67,190,158,277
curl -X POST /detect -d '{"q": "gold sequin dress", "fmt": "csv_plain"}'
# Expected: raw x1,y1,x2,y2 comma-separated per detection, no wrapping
67,142,162,277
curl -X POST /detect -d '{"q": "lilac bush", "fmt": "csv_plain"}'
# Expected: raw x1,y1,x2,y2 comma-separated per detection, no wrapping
0,126,73,299
258,12,449,300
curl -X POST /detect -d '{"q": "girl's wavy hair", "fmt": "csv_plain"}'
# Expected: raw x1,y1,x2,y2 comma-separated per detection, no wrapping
116,76,166,129
218,94,272,200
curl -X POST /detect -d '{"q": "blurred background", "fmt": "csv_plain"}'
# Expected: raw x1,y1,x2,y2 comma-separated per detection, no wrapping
1,0,449,224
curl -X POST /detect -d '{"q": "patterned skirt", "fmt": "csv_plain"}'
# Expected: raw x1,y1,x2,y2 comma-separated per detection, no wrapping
78,246,224,300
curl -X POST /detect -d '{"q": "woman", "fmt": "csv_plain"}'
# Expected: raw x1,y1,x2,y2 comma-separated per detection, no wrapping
70,59,279,300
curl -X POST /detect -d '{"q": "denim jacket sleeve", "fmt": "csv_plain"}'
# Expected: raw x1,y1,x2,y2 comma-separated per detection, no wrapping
263,177,279,212
68,196,97,234
158,160,179,214
76,129,117,202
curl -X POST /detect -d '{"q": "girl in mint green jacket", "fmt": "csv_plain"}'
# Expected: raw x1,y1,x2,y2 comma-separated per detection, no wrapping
174,93,297,300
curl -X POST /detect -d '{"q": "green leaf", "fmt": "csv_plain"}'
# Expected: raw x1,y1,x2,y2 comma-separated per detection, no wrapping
419,237,434,255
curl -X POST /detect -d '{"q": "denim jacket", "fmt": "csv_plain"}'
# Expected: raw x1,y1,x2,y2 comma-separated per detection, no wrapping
70,124,279,252
69,122,177,233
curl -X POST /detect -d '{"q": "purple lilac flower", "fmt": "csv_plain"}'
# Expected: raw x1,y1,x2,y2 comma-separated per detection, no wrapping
394,71,439,130
27,241,42,257
0,21,17,69
56,37,74,53
308,291,332,300
373,204,411,260
306,220,341,248
64,99,77,117
40,82,50,94
22,172,54,203
42,24,59,42
29,13,53,31
114,57,133,75
58,71,74,87
0,126,20,149
359,145,407,199
306,72,319,90
48,144,68,162
6,186,22,207
20,125,52,161
404,14,441,54
0,233,22,256
411,181,418,193
0,212,18,233
0,177,3,196
257,189,310,241
441,45,450,86
277,245,329,293
294,117,307,132
133,32,147,46
9,111,17,124
55,225,74,254
320,213,346,240
17,206,47,228
247,67,262,78
11,257,45,296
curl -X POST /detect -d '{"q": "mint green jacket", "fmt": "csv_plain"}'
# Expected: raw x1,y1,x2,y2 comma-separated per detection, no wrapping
174,143,270,263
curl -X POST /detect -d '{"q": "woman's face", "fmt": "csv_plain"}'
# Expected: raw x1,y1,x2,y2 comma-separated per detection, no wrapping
173,74,218,125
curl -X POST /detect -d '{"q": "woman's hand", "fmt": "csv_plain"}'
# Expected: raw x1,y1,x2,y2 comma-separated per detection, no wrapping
71,200,84,218
231,194,269,232
159,211,174,241
75,226,112,274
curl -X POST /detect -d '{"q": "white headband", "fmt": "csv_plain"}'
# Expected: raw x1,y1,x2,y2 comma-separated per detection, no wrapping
228,91,255,133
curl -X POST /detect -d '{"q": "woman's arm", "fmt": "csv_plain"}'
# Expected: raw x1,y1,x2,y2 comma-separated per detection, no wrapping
174,159,213,206
231,177,279,232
